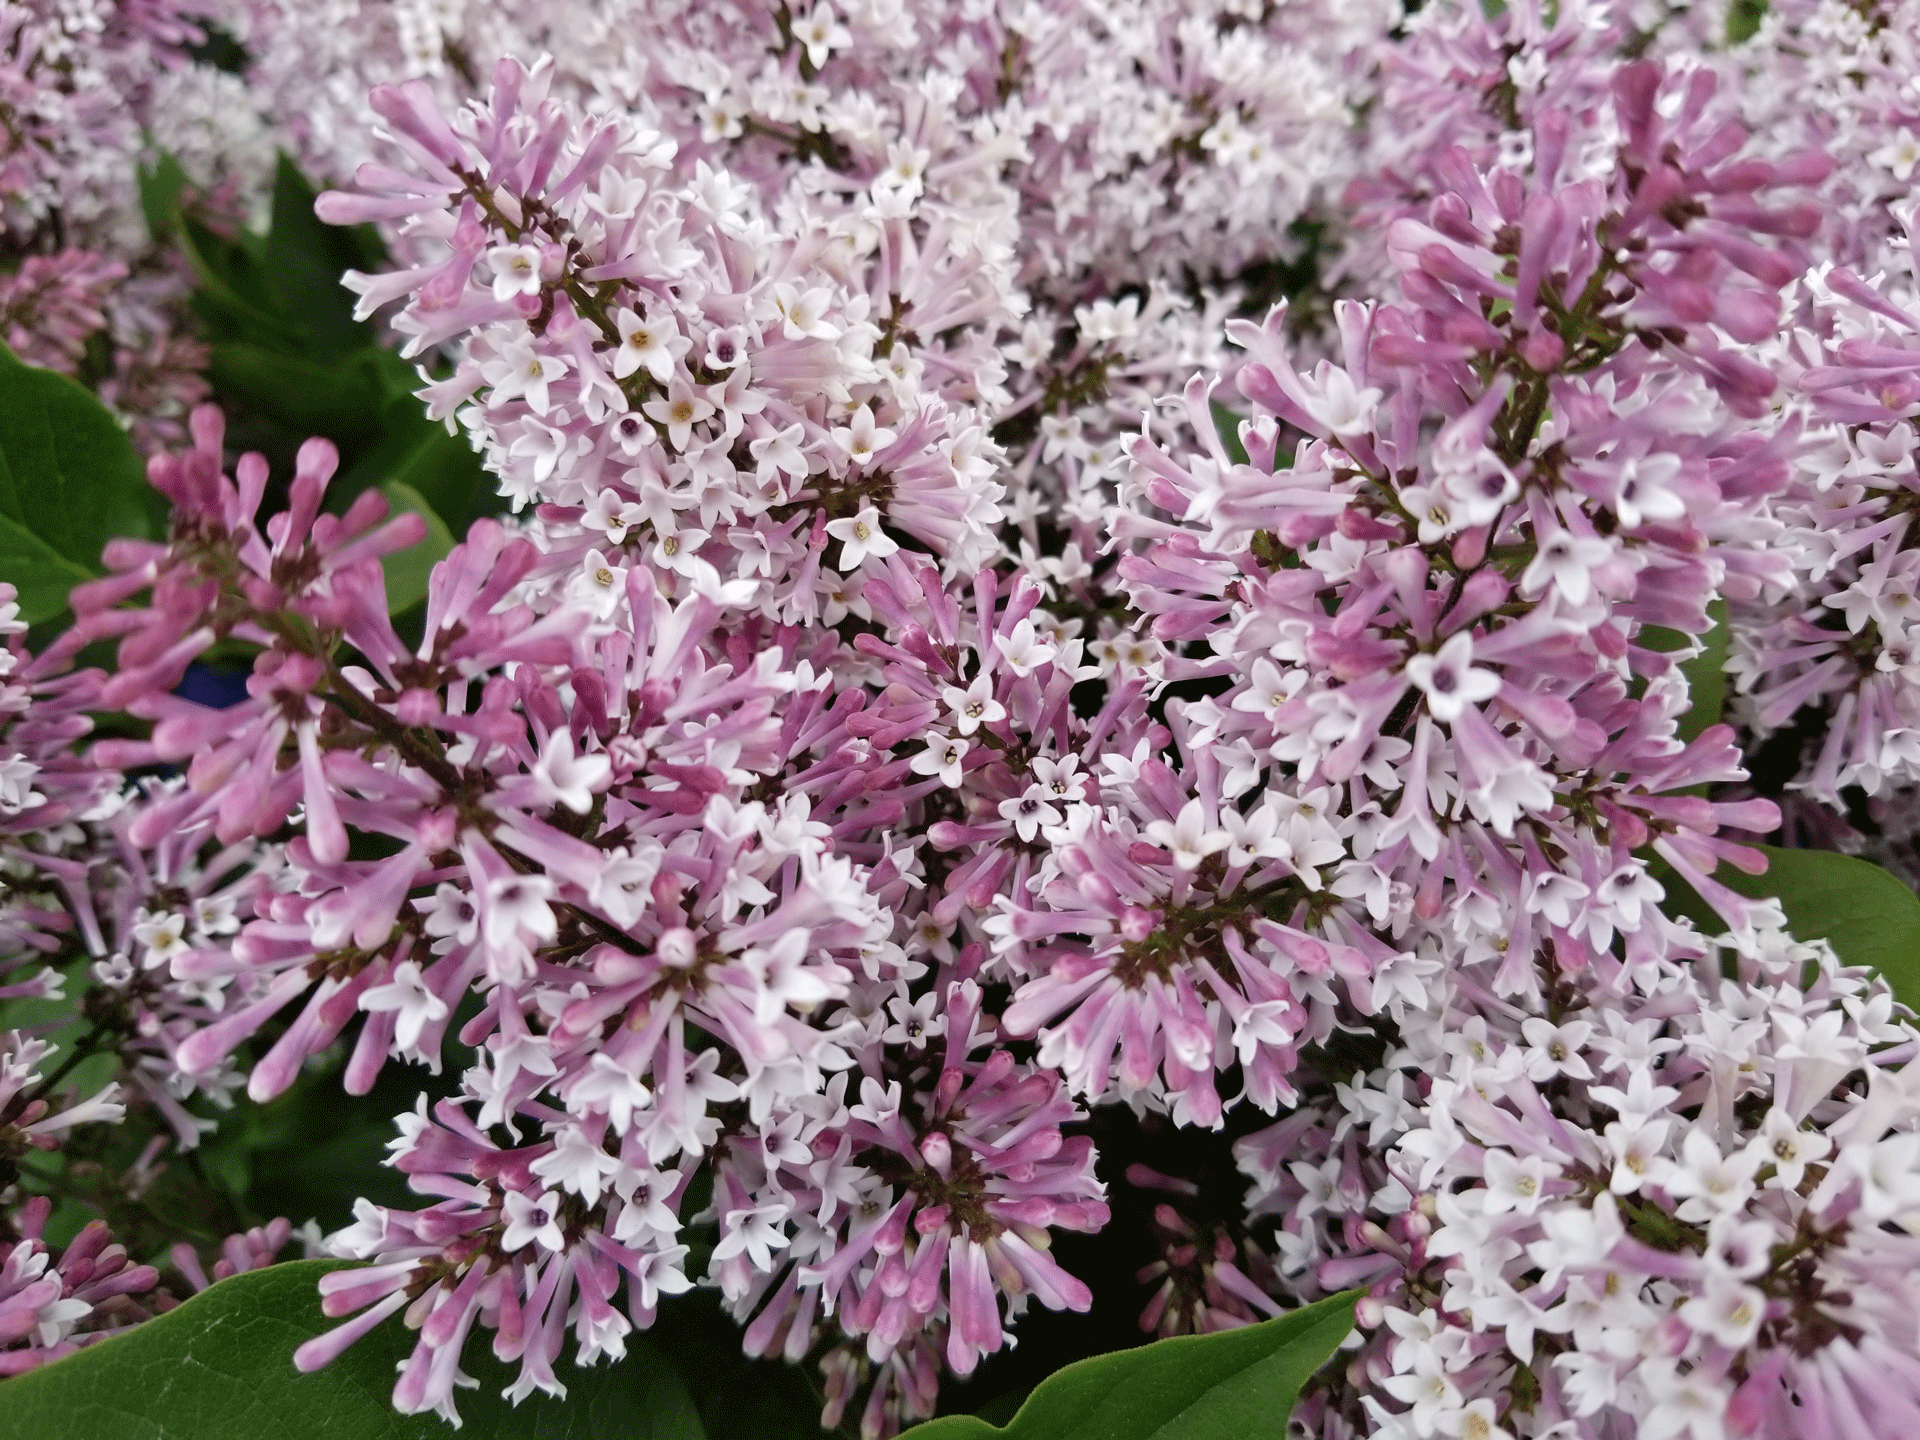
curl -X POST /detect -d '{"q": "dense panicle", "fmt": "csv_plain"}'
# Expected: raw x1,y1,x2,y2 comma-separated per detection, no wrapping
11,4,1920,1438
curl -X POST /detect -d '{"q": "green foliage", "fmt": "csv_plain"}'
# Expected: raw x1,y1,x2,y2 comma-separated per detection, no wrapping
0,345,165,623
262,157,390,361
0,515,95,627
1724,845,1920,1002
185,21,250,74
378,480,457,612
1677,598,1730,746
642,1288,843,1440
1726,0,1769,45
1652,841,1920,1002
896,1290,1358,1440
0,1261,706,1440
1209,401,1251,468
137,154,192,245
1640,598,1730,747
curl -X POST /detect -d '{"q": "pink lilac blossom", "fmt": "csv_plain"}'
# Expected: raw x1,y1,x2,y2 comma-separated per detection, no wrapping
0,1195,160,1375
0,250,123,370
0,252,212,453
1714,0,1920,273
0,2,242,455
1693,3,1920,894
226,0,1394,580
52,379,1107,1422
16,4,1920,1439
228,0,1389,295
0,580,307,1378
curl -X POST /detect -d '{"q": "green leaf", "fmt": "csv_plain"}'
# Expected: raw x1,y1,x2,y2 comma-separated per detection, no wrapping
206,343,389,447
264,156,388,361
1717,845,1920,1003
1727,0,1768,44
329,389,498,535
186,22,250,75
0,512,95,623
181,215,301,351
176,158,503,537
137,153,192,243
1676,598,1728,746
378,480,457,613
1209,400,1251,468
0,1260,707,1440
0,346,162,617
642,1288,839,1440
1677,602,1729,744
899,1290,1358,1440
1632,598,1726,745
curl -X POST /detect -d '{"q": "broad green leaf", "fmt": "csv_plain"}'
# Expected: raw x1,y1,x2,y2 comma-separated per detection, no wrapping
0,1260,706,1440
379,480,456,613
330,390,498,534
186,22,250,74
899,1290,1358,1440
1634,599,1725,746
264,156,388,360
0,346,162,602
181,214,302,351
206,343,389,446
636,1286,837,1440
179,159,503,534
0,512,95,623
1715,845,1920,1002
383,425,500,535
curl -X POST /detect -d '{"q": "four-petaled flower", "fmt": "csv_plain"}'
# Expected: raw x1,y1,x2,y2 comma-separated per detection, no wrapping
824,504,899,570
1404,632,1501,723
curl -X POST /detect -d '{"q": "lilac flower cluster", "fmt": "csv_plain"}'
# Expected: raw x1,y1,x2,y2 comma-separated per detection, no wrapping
2,577,309,1371
1242,922,1920,1440
227,0,1395,573
0,0,254,452
12,3,1920,1439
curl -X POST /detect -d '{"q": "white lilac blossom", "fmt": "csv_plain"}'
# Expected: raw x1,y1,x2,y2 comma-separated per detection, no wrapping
1239,920,1920,1440
0,0,244,249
